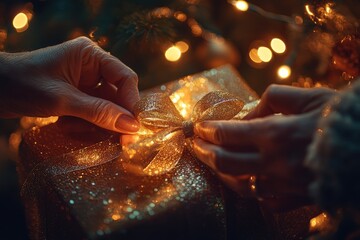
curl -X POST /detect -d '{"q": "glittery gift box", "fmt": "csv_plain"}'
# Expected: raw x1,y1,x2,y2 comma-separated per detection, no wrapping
17,65,317,240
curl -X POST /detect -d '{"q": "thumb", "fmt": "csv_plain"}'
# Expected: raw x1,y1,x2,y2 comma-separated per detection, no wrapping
64,88,140,133
244,84,321,120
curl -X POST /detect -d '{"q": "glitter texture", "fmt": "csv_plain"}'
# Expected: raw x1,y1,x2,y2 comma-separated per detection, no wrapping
124,90,245,176
18,65,260,239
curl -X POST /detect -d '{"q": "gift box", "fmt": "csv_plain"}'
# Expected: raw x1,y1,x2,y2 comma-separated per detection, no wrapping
18,65,319,240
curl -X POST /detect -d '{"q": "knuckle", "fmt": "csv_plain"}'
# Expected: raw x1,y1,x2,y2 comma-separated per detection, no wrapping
314,87,335,101
260,118,279,143
130,71,139,83
263,84,280,100
39,84,66,110
212,148,225,172
75,36,94,47
212,123,226,144
90,100,113,125
122,69,138,84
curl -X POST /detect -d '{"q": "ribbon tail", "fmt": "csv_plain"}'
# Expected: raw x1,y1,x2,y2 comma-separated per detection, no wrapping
21,138,121,199
143,131,185,176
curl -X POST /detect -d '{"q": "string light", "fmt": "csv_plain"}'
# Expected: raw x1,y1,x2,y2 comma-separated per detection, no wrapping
305,5,315,17
229,0,296,24
257,46,272,62
233,1,249,11
165,46,182,62
174,11,187,22
249,48,262,64
277,65,291,79
175,41,189,53
309,213,329,232
13,12,29,32
270,38,286,54
188,19,203,36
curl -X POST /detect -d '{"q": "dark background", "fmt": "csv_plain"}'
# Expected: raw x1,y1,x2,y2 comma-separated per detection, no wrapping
0,1,359,239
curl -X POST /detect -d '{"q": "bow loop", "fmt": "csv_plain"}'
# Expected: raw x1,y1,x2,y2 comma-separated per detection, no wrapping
134,93,184,131
124,91,245,176
191,90,245,122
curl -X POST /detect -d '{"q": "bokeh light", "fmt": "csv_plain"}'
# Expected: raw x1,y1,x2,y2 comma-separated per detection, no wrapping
175,41,189,53
189,19,203,36
249,48,262,63
0,29,7,50
165,46,182,62
257,46,272,62
294,16,304,25
174,11,187,22
270,38,286,54
13,12,29,32
277,65,291,79
234,1,249,11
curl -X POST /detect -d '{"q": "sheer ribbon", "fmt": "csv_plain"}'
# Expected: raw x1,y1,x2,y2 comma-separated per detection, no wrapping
122,90,245,175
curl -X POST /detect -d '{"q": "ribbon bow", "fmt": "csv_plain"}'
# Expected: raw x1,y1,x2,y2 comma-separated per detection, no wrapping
122,90,244,176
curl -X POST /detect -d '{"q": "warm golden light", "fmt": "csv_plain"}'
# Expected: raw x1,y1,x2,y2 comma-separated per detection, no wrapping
305,5,315,17
175,41,189,53
257,46,272,62
174,11,187,22
309,213,328,232
152,7,172,18
325,3,332,14
111,214,121,221
191,25,202,36
295,16,304,25
13,12,29,32
165,46,182,62
270,38,286,54
277,65,291,79
234,1,249,11
0,29,7,50
249,48,262,63
20,116,59,129
188,19,203,36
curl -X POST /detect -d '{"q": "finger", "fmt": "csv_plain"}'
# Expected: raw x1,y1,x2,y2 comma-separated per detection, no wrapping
195,114,312,149
81,40,139,110
195,119,266,147
244,84,333,120
98,52,139,111
85,80,118,103
63,86,140,134
120,134,140,146
193,138,261,175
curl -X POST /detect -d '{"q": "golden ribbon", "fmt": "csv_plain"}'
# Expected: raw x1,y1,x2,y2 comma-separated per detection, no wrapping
122,90,245,176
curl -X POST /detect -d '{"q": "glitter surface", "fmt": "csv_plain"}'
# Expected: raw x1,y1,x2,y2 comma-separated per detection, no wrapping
18,65,259,239
125,90,246,176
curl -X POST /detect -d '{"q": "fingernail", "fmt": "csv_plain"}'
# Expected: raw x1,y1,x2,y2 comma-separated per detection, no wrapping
195,122,205,130
194,121,210,135
115,114,140,133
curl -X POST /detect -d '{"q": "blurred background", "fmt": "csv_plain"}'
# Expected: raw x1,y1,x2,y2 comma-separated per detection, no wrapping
0,0,359,239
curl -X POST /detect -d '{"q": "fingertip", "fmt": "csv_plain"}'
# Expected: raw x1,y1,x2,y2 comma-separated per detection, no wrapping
193,138,216,168
65,91,141,134
115,114,140,133
113,70,140,112
194,121,212,137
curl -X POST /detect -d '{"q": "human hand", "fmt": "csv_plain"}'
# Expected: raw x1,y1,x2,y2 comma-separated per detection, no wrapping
0,37,140,133
193,84,337,198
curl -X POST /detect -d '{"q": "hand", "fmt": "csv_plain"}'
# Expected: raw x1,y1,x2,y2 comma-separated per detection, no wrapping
0,37,140,133
193,84,337,198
